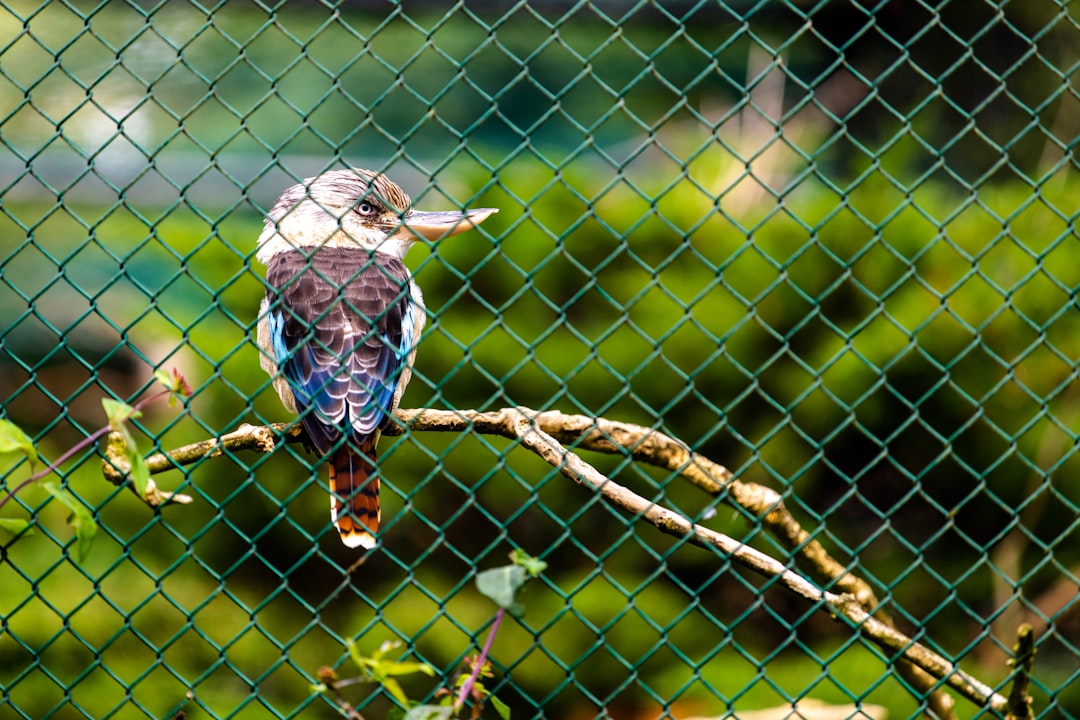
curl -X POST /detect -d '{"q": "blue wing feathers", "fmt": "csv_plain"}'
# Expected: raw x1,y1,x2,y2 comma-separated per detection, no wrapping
268,310,289,365
265,248,413,455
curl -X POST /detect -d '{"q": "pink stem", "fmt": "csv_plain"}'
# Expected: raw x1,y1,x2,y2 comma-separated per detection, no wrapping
0,388,172,512
455,607,505,713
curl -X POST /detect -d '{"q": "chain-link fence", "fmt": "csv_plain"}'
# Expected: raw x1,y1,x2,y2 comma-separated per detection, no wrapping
2,1,1079,718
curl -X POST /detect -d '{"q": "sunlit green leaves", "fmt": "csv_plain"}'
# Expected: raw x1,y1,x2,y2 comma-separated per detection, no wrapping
0,367,190,561
0,419,38,470
40,480,97,562
102,398,151,499
153,367,193,405
476,550,546,615
345,639,435,708
0,517,32,537
1,418,95,555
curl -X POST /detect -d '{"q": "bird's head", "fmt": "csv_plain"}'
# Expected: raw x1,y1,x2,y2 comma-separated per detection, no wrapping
256,168,497,264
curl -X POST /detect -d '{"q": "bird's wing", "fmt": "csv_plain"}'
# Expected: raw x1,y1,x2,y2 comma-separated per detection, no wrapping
265,247,414,454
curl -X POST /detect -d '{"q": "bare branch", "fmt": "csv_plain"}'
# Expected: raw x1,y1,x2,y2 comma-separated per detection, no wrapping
102,422,288,488
1006,624,1036,720
101,431,194,507
390,408,956,718
489,407,1005,714
101,407,1007,714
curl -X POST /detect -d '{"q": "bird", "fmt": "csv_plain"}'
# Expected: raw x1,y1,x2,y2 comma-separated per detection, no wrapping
255,168,497,549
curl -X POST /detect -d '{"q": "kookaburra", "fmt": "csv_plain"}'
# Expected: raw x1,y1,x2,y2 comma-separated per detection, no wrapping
256,168,496,549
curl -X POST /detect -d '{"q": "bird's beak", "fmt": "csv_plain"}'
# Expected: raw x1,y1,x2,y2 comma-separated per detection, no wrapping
400,207,498,241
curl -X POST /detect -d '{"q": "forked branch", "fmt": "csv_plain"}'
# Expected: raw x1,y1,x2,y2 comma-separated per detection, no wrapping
103,406,1031,716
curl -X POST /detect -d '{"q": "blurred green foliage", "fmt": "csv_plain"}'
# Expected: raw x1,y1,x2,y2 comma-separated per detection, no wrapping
2,1,1079,718
4,160,1078,717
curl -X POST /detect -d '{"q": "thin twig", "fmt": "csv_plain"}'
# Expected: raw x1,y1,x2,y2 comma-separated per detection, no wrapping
316,666,365,720
101,422,287,486
99,421,283,506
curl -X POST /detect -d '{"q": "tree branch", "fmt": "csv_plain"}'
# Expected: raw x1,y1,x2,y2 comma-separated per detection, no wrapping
391,409,956,718
1006,624,1036,720
102,407,1012,715
100,423,285,503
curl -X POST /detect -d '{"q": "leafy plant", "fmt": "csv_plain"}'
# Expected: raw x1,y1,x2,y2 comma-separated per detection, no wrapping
0,368,191,561
316,550,546,719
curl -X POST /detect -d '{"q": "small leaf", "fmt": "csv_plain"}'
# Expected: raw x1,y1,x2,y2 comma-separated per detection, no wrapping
0,419,38,469
68,503,97,563
374,659,436,678
102,407,151,498
489,694,511,720
126,444,151,499
402,705,452,720
346,639,365,669
373,639,402,661
102,399,140,429
345,639,434,709
41,481,98,562
154,367,192,405
476,565,527,611
0,517,33,536
510,549,547,577
381,677,411,708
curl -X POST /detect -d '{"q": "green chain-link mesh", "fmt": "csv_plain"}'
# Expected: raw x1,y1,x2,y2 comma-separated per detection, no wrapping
2,1,1078,718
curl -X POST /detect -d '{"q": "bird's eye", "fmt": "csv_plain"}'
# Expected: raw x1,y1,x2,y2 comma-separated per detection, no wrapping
356,201,376,216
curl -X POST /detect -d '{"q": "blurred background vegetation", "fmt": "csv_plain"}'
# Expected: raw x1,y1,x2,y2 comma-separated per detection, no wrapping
1,0,1079,718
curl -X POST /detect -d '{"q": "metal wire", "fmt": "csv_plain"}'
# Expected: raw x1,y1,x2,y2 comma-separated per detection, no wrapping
1,2,1078,718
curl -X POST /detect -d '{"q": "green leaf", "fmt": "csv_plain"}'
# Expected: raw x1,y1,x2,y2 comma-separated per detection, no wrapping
154,367,191,405
381,677,411,708
489,694,511,720
102,398,140,428
402,705,452,720
373,659,436,678
370,639,400,662
126,443,151,499
346,638,367,669
0,419,38,469
70,508,97,562
101,403,150,498
345,639,434,708
476,565,527,612
41,481,98,562
0,517,33,536
510,549,547,577
153,368,174,389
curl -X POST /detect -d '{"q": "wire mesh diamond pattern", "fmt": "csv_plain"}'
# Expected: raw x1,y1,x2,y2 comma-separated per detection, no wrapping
1,2,1079,719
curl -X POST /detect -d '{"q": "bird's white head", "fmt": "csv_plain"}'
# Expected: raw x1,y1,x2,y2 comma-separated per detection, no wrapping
255,168,497,265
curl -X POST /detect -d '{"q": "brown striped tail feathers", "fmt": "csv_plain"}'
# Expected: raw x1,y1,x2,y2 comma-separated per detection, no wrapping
328,444,380,549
